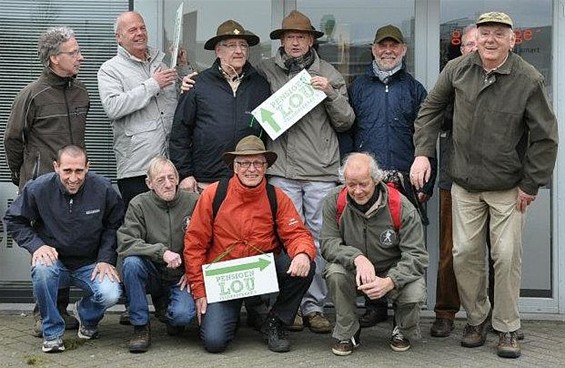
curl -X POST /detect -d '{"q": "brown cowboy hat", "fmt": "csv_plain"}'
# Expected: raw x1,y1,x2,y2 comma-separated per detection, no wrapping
270,10,324,40
223,135,277,168
204,20,260,50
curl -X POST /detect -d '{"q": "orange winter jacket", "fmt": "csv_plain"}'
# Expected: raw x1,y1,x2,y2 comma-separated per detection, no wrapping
184,176,316,299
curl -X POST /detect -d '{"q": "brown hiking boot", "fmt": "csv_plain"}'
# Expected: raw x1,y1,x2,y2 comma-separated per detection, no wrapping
461,318,489,348
497,331,521,358
430,318,455,337
129,324,151,353
286,312,304,332
303,312,331,334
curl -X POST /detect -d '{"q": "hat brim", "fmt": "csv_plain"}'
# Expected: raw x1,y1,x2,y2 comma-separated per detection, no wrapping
476,21,513,29
222,151,278,168
204,33,260,50
374,35,404,44
269,29,324,40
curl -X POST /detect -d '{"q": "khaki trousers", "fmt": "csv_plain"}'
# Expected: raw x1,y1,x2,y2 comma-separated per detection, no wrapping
451,183,525,332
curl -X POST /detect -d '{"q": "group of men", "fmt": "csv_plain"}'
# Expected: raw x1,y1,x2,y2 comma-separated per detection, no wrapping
2,8,558,362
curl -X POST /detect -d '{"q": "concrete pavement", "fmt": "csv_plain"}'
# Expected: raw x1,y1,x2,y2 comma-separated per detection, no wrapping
0,307,563,368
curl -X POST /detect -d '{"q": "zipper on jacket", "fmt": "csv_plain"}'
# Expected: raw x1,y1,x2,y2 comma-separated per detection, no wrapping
69,198,73,214
63,87,74,145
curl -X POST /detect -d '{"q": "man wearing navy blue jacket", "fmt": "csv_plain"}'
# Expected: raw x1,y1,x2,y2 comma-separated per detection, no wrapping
340,24,435,327
4,145,124,354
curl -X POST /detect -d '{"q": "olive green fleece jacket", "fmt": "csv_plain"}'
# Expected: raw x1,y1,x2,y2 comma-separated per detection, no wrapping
414,52,558,195
117,190,199,282
320,183,428,289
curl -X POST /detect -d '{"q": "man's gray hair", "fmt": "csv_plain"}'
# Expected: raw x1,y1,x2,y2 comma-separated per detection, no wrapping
338,152,384,184
37,26,76,67
146,155,179,180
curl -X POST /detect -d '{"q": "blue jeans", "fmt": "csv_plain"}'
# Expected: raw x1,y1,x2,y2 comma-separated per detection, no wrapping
32,260,121,340
200,252,315,353
268,176,335,315
122,256,196,327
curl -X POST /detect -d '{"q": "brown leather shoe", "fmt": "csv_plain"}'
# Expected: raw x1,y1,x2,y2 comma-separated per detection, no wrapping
497,331,521,358
430,318,455,337
286,312,304,332
303,312,332,334
129,324,151,353
461,318,489,348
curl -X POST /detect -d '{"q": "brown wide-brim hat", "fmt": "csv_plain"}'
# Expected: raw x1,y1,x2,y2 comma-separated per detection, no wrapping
270,10,324,40
204,19,260,50
222,135,278,168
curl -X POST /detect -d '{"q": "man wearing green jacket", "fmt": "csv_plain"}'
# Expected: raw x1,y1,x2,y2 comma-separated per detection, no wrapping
410,12,558,359
321,153,428,356
117,156,199,353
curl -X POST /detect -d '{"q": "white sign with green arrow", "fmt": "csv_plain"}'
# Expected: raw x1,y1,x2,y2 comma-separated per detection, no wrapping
203,253,279,303
251,69,326,140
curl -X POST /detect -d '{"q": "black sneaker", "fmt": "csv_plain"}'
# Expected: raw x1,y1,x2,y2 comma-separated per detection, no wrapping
129,324,151,353
497,331,521,358
359,308,388,328
390,326,411,352
331,328,361,356
42,337,65,353
262,315,290,353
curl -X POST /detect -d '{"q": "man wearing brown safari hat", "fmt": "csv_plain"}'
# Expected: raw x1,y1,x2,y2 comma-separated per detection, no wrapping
255,9,355,334
184,135,316,353
410,11,558,359
170,20,270,193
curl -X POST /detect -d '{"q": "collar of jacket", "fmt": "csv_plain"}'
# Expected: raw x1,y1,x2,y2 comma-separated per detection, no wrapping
274,47,321,72
470,51,513,76
149,189,183,208
42,67,76,89
117,45,160,64
54,171,90,198
365,62,407,83
211,57,254,80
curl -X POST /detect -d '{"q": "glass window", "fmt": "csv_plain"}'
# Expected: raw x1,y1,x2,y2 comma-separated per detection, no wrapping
297,0,415,84
135,0,273,73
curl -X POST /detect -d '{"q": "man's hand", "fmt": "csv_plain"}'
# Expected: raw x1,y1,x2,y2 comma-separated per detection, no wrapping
163,250,182,269
410,156,431,190
287,253,311,277
357,276,395,300
195,297,207,325
153,67,177,89
179,176,198,192
354,255,376,287
91,262,120,283
310,76,332,94
181,72,198,93
517,187,536,213
177,274,191,293
32,245,58,267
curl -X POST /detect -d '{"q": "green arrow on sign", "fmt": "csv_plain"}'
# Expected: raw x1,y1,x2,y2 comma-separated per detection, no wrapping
205,257,271,277
260,108,281,132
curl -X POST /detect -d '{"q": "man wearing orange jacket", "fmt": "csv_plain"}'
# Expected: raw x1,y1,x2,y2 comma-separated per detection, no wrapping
184,135,316,354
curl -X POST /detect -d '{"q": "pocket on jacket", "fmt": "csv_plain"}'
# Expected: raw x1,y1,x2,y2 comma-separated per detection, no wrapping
124,120,158,136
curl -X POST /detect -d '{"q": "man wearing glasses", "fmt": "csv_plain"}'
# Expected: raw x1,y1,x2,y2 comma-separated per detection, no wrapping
184,135,316,353
169,19,271,194
3,26,89,339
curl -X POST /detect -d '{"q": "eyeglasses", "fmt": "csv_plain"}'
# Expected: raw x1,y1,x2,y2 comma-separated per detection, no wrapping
234,160,267,169
220,42,249,51
58,48,82,58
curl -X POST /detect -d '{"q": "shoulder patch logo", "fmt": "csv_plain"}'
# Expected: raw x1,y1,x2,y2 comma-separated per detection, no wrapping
380,229,397,248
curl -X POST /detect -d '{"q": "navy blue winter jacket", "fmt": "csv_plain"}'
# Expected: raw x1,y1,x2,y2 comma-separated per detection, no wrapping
4,172,124,270
341,65,437,196
169,59,271,183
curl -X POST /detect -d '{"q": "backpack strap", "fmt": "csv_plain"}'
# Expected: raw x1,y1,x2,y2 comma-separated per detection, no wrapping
336,187,348,224
335,184,402,232
212,177,230,220
386,183,402,232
